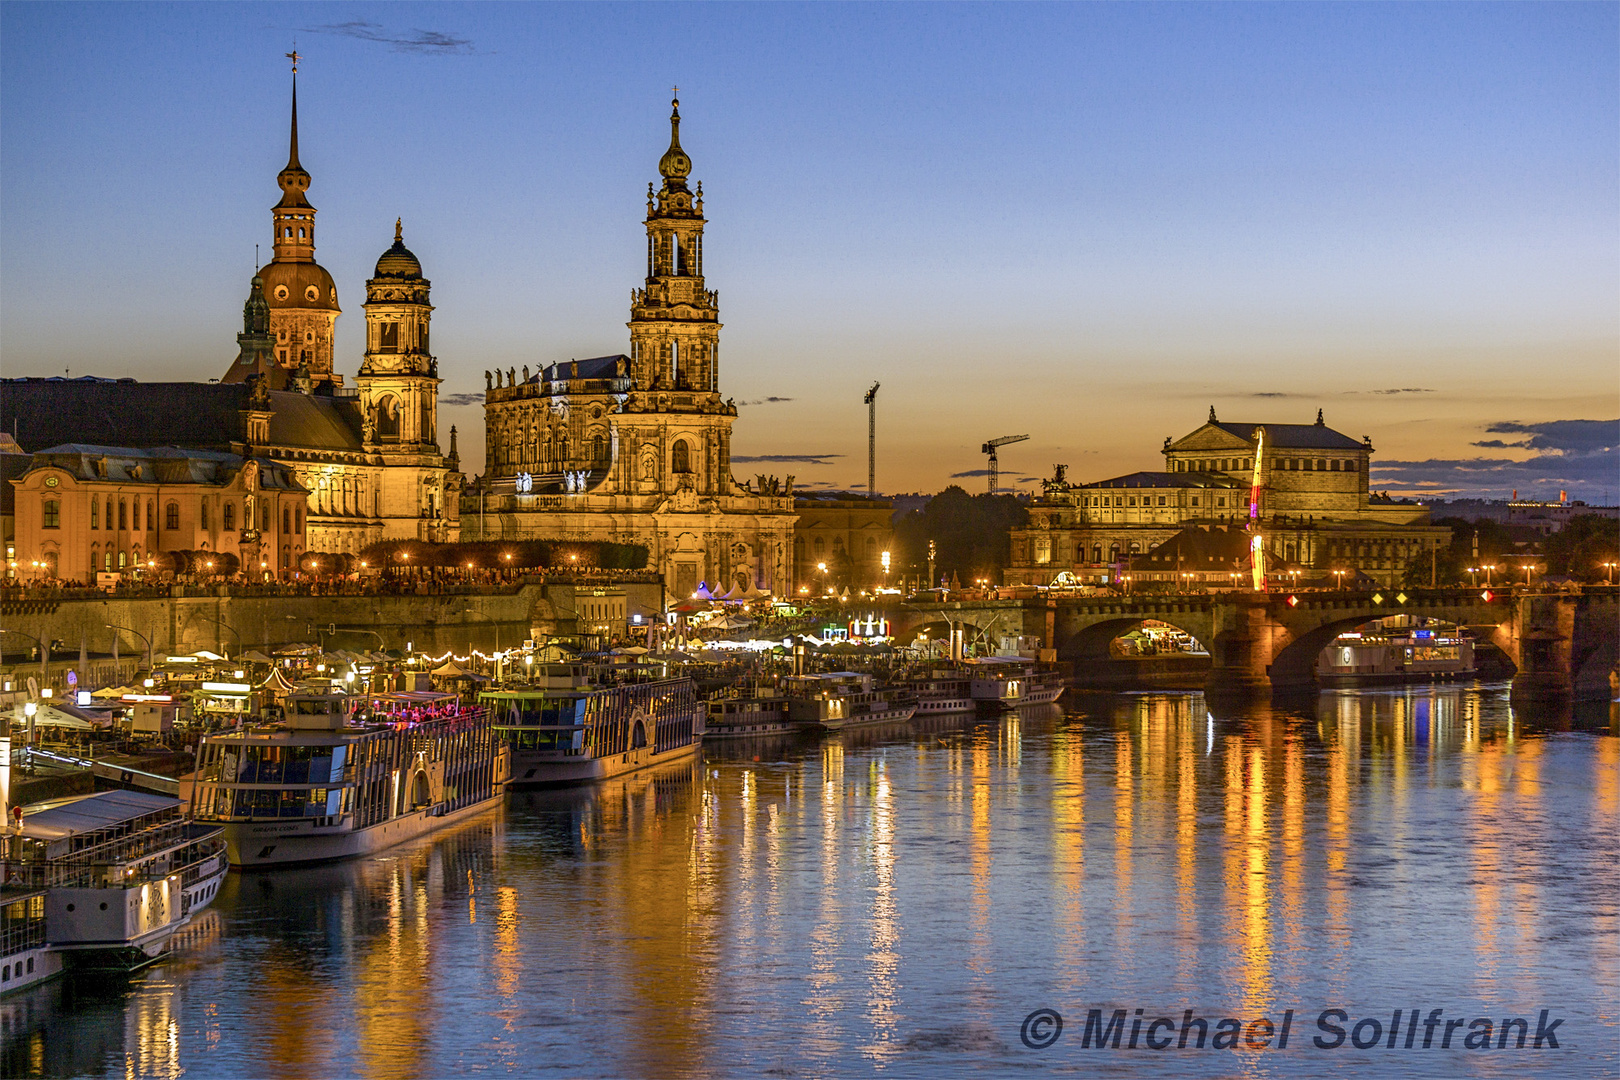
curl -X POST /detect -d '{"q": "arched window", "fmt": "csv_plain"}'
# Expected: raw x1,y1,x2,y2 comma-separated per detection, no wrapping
376,396,400,440
118,550,127,570
1092,545,1103,563
283,507,291,534
104,550,114,572
281,544,290,570
42,500,60,529
592,433,605,463
165,502,179,530
671,439,691,474
91,499,100,530
223,503,235,531
200,500,210,531
89,544,98,573
118,499,128,531
146,500,154,530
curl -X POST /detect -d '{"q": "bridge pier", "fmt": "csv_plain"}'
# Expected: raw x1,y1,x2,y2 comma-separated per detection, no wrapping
1205,600,1278,700
1505,593,1577,710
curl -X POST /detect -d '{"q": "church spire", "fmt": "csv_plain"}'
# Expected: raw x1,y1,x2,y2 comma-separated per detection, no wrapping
272,61,316,262
657,89,693,192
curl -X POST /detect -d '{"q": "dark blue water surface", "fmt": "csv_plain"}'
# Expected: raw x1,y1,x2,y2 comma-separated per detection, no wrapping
5,685,1616,1078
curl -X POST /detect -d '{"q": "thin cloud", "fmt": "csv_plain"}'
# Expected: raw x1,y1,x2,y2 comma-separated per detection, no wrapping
737,396,794,406
441,392,485,407
950,469,992,478
1351,388,1436,395
731,453,842,465
1250,392,1295,398
300,21,475,55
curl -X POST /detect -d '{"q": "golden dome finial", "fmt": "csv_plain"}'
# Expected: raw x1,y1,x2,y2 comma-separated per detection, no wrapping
395,217,403,243
658,91,692,183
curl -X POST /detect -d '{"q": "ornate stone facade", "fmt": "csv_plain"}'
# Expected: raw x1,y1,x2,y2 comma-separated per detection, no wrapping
1005,409,1449,589
466,98,795,602
3,74,463,565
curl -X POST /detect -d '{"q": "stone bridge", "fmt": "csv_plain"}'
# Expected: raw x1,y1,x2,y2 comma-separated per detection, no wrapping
882,587,1620,705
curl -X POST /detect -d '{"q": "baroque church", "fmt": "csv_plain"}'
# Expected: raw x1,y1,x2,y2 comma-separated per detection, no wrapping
467,96,796,601
2,72,460,573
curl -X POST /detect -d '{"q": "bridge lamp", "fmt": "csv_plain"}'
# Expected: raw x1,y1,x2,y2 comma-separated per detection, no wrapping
1604,561,1617,584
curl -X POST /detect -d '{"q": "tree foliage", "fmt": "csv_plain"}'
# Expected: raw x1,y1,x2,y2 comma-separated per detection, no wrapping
891,486,1029,586
1544,514,1620,577
356,539,649,571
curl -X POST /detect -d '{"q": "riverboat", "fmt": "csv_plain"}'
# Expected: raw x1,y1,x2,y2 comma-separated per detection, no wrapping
705,682,795,738
190,688,509,868
0,788,228,992
480,664,704,785
1317,626,1476,688
965,657,1066,711
783,672,917,731
892,668,976,714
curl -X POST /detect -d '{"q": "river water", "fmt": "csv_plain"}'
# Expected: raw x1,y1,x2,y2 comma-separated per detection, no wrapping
4,685,1616,1079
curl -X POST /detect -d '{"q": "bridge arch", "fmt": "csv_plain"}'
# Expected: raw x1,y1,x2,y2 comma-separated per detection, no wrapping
1266,610,1512,691
1060,616,1212,664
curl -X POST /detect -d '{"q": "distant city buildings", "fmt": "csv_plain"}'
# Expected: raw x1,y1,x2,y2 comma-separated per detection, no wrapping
1003,409,1450,589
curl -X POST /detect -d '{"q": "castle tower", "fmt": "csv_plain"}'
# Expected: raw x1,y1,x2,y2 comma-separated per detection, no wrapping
240,69,342,388
628,93,721,396
358,220,439,449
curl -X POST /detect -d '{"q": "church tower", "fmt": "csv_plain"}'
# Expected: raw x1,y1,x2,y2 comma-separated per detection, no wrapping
628,93,721,396
230,64,342,388
357,220,439,450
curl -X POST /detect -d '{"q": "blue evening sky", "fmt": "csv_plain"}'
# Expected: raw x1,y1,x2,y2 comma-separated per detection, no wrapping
2,3,1614,499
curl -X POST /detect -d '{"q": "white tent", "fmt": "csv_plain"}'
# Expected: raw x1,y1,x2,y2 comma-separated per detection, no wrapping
8,703,95,730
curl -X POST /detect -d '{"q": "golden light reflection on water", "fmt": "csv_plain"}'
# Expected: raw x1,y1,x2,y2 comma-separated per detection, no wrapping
18,686,1614,1079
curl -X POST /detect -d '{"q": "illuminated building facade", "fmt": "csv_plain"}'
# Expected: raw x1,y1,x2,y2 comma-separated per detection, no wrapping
1005,409,1449,589
9,445,305,581
469,97,794,602
3,75,460,566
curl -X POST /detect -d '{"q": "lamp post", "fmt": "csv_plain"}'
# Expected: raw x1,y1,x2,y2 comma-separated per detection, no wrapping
1333,568,1346,590
104,623,153,671
1466,566,1478,587
192,612,242,659
1483,564,1496,587
1603,561,1617,584
0,629,49,695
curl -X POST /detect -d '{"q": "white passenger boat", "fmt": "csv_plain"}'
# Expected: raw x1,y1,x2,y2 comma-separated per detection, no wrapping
892,667,976,714
481,664,704,785
705,682,795,738
784,672,917,731
190,688,509,868
0,788,228,991
965,657,1066,711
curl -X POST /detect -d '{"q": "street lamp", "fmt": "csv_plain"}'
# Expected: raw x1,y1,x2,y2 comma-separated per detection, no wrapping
1333,568,1346,590
1603,561,1617,584
104,623,154,671
1483,564,1496,586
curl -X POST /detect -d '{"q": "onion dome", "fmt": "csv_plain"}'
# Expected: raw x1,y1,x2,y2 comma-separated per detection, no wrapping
659,94,692,182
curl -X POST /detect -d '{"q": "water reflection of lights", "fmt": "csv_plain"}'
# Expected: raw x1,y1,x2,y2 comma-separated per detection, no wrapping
862,763,900,1063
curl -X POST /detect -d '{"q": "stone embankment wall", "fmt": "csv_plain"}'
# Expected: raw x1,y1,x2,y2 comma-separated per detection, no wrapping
2,587,544,663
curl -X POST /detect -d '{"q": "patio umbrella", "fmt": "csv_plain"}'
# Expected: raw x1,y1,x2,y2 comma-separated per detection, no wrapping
240,650,273,663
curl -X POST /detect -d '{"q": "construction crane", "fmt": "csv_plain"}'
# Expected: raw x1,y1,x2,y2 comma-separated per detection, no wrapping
981,434,1029,495
864,382,880,498
1247,426,1268,591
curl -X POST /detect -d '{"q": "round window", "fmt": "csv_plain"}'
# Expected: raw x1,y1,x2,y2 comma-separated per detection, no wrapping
274,285,289,301
305,285,320,302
